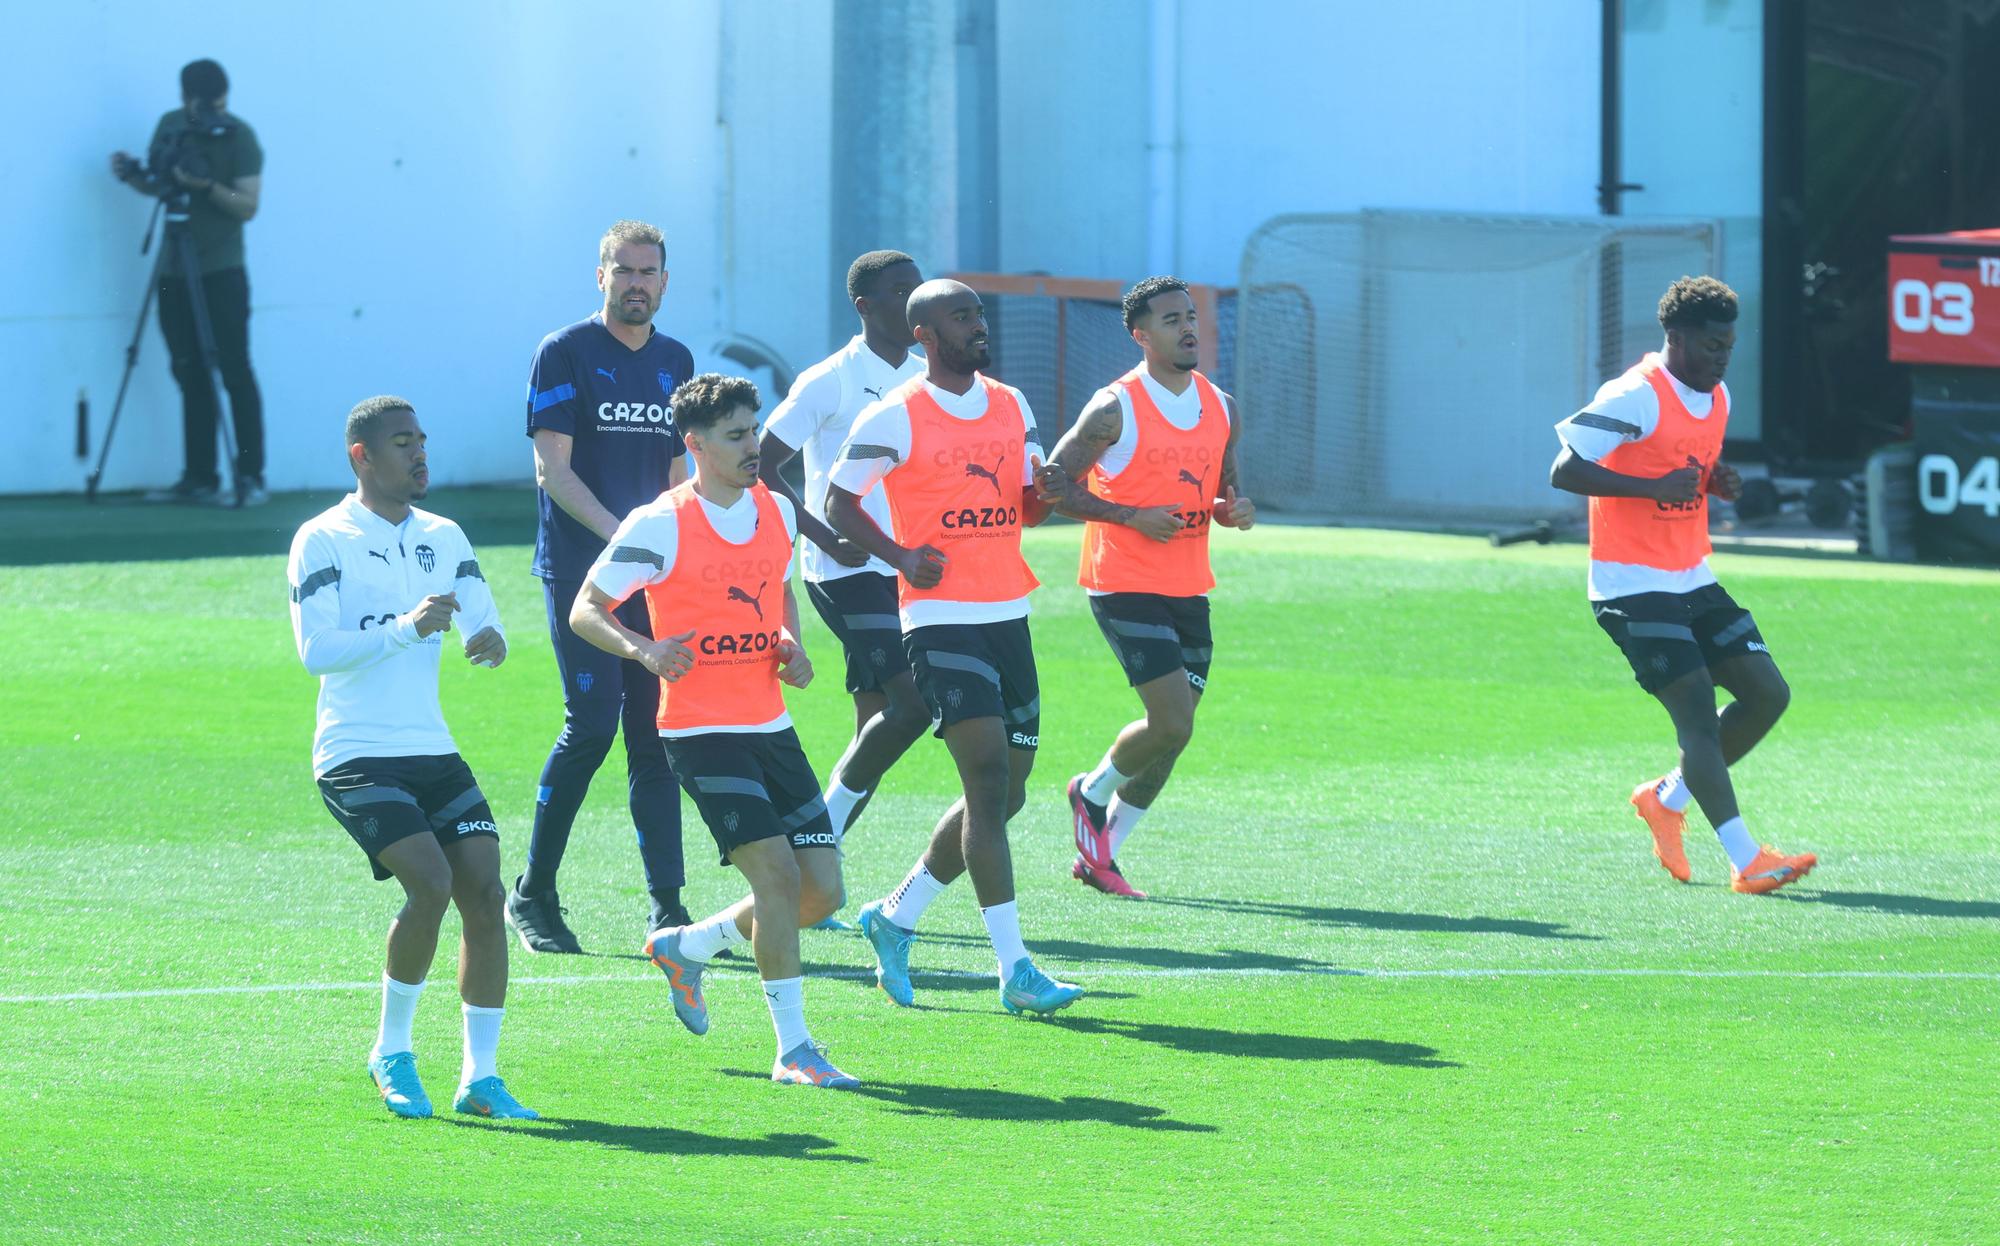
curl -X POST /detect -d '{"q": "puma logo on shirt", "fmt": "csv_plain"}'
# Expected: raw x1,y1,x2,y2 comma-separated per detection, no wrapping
964,454,1005,495
727,580,768,621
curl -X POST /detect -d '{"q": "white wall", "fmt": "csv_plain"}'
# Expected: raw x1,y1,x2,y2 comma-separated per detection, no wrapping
8,1,1770,496
1621,0,1765,437
6,0,833,496
996,0,1604,288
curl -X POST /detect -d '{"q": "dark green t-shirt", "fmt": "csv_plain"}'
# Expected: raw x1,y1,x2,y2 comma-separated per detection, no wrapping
146,109,264,274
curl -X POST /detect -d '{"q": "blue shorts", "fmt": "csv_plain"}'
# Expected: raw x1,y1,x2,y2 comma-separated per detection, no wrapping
543,577,662,731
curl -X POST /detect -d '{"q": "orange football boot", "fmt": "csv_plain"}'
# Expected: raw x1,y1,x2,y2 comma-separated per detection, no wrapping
1731,847,1817,894
1630,779,1692,883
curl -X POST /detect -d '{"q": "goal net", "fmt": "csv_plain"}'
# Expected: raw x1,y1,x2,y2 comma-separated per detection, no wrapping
1235,212,1721,524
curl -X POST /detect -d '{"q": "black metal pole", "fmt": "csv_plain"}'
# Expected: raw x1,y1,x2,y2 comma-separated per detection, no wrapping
1760,0,1806,469
1599,0,1624,216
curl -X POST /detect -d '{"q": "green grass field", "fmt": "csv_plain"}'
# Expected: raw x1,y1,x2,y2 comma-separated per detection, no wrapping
2,493,1996,1245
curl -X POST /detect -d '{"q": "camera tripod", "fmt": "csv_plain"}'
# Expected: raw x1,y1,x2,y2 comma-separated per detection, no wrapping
84,197,240,506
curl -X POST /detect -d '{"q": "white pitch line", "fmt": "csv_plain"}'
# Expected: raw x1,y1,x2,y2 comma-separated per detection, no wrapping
1,964,1994,1005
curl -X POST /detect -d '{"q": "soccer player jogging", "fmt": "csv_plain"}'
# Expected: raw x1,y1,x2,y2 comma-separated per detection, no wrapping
758,251,930,912
1042,276,1257,897
509,220,695,954
1550,276,1816,893
826,278,1084,1016
288,396,537,1121
572,374,859,1089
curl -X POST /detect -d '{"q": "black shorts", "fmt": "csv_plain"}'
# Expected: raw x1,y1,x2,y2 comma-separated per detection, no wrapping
1593,582,1772,693
805,572,909,695
661,727,836,865
905,617,1040,749
317,754,498,882
1089,592,1214,690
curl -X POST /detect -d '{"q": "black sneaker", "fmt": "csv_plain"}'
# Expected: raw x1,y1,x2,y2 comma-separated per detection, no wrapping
506,876,583,954
142,476,220,505
647,902,696,936
237,475,270,507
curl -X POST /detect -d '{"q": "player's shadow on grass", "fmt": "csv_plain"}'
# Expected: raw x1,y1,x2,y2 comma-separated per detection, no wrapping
1147,895,1600,942
442,1116,868,1162
915,929,1349,975
1789,889,2000,920
718,1070,1212,1132
1057,1015,1461,1069
703,957,1140,1001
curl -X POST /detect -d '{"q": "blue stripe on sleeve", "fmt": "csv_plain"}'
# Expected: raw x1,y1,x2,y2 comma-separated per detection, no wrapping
530,383,576,414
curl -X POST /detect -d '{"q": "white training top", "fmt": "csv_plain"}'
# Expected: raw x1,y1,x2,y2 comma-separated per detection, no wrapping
826,375,1043,631
762,336,925,584
585,486,800,736
288,494,503,777
1555,366,1729,601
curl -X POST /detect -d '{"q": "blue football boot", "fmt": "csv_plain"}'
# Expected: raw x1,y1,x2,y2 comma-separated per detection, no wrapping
453,1076,539,1119
772,1040,861,1089
367,1050,432,1119
1000,958,1084,1016
857,900,916,1007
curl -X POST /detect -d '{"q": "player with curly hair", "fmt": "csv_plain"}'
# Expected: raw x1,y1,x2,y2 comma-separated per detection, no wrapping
1550,276,1816,894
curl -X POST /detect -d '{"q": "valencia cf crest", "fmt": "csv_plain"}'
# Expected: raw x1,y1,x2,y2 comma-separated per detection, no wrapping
944,687,963,709
576,671,595,693
723,810,740,834
658,370,676,397
414,543,436,573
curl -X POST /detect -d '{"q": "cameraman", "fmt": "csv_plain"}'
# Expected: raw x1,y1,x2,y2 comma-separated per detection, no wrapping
110,58,267,506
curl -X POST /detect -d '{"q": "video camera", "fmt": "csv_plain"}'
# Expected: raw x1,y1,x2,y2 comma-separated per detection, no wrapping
125,100,237,208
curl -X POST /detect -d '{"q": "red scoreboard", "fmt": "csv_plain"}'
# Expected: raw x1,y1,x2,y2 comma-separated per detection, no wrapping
1887,229,2000,367
1891,229,2000,562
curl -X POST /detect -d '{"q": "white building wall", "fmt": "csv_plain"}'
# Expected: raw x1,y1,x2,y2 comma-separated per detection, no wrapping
1621,0,1765,437
996,0,1605,288
6,1,1767,496
5,0,832,496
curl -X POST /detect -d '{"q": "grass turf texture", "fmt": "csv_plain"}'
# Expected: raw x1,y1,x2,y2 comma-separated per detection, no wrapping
1,493,1996,1244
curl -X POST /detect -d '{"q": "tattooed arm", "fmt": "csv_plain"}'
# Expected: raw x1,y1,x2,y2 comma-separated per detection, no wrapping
1041,390,1182,541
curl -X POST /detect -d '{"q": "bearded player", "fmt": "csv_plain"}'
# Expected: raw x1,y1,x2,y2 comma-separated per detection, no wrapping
826,279,1083,1015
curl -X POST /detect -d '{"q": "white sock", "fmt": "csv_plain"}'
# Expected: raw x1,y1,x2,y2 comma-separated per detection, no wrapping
1657,768,1692,813
823,779,867,837
1081,753,1130,806
762,976,810,1055
980,900,1030,977
880,861,947,930
674,908,747,962
1106,795,1149,858
1714,816,1760,871
461,1004,503,1085
372,974,425,1060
